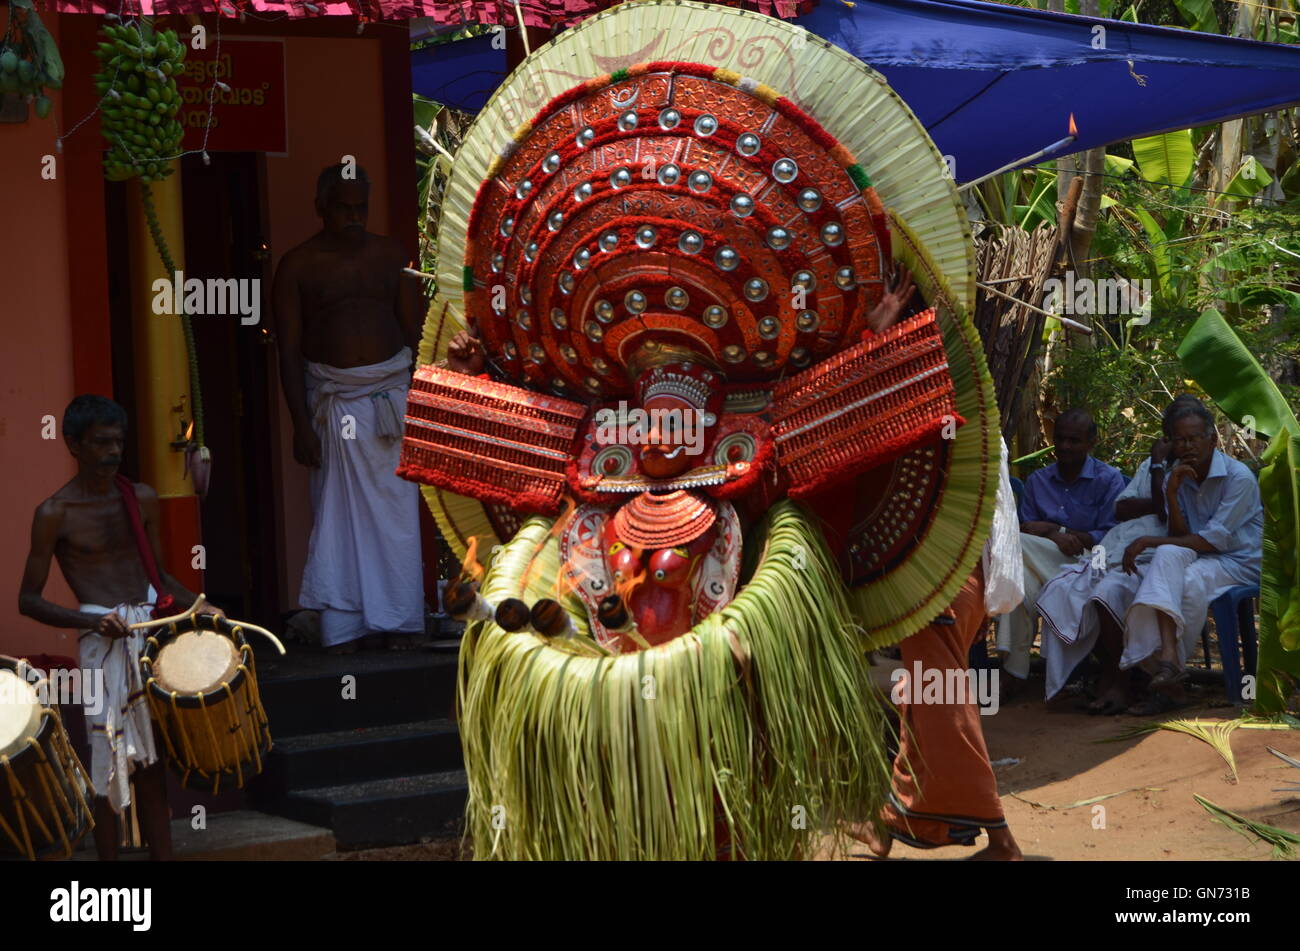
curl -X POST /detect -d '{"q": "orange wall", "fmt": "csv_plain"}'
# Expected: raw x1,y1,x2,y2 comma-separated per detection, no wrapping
264,36,392,611
0,14,81,658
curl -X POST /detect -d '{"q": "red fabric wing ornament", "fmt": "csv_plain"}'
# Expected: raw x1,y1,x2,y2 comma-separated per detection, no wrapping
771,308,962,499
398,364,588,515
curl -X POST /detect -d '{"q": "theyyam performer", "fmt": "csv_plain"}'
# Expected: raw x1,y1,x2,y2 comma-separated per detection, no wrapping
400,1,1000,859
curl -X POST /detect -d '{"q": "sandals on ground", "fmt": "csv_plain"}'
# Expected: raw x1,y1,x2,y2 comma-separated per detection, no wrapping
1149,660,1187,688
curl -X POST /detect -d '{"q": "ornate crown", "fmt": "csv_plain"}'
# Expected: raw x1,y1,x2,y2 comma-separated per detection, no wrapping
636,362,718,409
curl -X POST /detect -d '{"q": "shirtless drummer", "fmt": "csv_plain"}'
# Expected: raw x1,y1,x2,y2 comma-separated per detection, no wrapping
18,395,221,860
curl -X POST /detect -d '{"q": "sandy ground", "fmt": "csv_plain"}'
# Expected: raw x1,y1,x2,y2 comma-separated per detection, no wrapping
837,676,1300,862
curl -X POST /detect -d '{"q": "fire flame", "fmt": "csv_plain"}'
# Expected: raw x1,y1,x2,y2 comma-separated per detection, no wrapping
543,496,580,599
184,419,195,441
614,552,646,606
458,535,485,585
1068,113,1078,137
548,496,576,540
553,553,588,602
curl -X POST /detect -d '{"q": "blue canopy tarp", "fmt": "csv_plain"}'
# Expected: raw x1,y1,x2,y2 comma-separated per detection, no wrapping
411,31,507,115
411,0,1300,182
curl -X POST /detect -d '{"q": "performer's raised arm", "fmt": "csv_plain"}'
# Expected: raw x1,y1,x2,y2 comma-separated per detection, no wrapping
446,328,486,375
864,264,917,335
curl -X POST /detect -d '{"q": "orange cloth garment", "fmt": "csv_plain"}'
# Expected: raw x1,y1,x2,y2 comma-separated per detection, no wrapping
883,567,1007,848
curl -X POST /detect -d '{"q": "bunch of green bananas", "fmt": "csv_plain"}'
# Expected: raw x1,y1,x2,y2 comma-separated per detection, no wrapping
93,18,186,182
0,1,65,119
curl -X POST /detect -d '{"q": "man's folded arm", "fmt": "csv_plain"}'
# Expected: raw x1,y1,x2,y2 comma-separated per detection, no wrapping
1140,533,1220,554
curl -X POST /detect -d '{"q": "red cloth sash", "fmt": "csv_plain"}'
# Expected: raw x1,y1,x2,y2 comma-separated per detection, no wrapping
114,475,178,621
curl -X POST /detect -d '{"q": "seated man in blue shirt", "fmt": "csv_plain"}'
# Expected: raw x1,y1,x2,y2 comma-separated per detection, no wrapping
1037,401,1263,714
996,409,1127,688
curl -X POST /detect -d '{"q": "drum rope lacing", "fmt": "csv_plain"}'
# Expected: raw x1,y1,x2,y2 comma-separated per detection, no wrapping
0,676,95,861
141,617,272,795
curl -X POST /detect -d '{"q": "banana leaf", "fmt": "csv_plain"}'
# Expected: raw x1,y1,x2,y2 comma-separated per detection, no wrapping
1254,431,1300,713
1133,206,1172,299
1132,130,1195,189
1224,160,1274,200
1104,153,1135,176
1176,309,1299,440
1177,311,1300,712
1173,0,1220,33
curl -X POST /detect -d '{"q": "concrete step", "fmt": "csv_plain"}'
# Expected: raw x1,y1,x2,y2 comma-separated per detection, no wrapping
71,809,336,861
256,718,463,792
279,770,468,850
253,648,459,738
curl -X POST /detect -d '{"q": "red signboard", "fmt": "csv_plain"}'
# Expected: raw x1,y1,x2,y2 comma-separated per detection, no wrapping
177,38,286,154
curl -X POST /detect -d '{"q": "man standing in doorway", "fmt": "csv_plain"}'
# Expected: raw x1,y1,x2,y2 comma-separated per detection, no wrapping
274,163,426,653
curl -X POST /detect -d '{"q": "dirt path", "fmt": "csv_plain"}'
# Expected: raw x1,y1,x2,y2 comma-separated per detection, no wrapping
840,689,1300,862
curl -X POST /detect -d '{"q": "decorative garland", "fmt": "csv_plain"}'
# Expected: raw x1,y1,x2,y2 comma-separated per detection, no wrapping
139,182,205,449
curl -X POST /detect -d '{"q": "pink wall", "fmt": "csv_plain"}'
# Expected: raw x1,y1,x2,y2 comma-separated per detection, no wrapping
0,14,81,658
264,36,391,610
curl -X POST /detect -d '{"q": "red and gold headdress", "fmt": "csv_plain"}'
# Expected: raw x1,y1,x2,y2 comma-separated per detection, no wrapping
461,60,896,397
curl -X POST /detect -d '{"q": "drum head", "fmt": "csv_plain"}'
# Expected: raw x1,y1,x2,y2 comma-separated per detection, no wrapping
0,669,43,759
155,631,240,696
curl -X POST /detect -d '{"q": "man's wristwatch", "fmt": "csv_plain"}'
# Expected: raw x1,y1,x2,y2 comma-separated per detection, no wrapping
1057,525,1068,535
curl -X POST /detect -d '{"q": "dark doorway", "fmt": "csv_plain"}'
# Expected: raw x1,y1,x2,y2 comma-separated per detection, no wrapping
179,151,281,629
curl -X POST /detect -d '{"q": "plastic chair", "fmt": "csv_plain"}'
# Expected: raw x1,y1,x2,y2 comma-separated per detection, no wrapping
1200,585,1260,705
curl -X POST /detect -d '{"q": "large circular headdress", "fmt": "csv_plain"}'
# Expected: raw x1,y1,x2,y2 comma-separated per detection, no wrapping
420,1,997,644
461,61,894,394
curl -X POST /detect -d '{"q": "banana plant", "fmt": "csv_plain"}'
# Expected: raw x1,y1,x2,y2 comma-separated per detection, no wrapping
1177,309,1300,713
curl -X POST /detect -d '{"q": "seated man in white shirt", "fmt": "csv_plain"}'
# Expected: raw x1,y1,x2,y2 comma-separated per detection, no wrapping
1037,401,1262,715
996,409,1126,690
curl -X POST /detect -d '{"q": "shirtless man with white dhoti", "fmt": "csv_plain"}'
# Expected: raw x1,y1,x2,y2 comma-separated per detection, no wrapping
1037,400,1262,715
19,395,222,860
274,164,426,654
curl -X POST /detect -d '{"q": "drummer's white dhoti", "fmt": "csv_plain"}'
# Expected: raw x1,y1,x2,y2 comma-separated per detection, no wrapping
78,600,159,813
299,347,425,647
1037,544,1237,699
